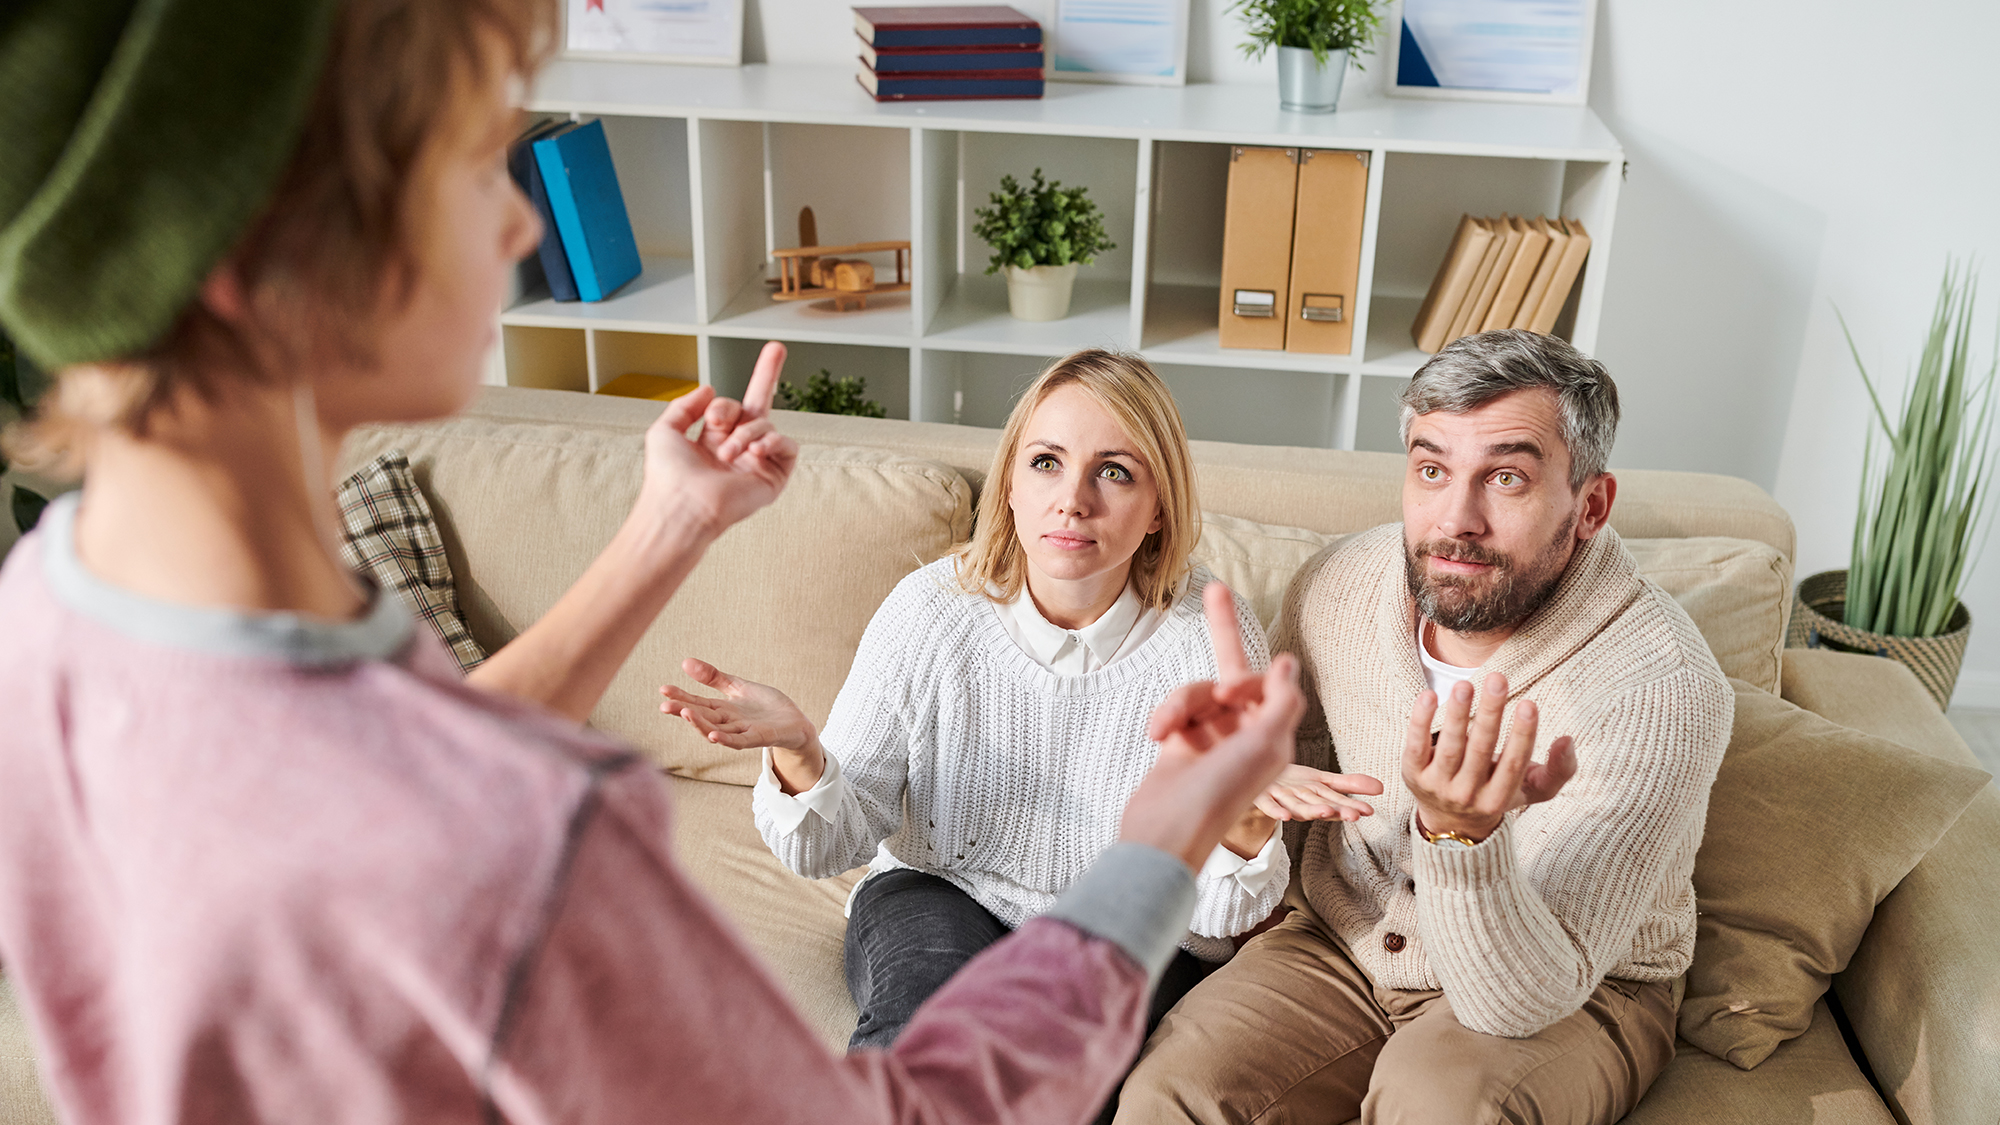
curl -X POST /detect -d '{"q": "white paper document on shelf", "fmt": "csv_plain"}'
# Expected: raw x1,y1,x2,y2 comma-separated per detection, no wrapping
1050,0,1188,85
566,0,741,64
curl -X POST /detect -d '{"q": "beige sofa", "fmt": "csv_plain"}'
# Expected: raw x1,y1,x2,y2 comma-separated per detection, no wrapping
4,385,1996,1124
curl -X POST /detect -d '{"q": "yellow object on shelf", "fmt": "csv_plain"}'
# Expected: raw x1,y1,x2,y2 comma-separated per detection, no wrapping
596,372,699,401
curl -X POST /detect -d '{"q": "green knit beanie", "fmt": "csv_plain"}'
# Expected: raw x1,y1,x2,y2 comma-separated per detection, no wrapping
0,0,341,370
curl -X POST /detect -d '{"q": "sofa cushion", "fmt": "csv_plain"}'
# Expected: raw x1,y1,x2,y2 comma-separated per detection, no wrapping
669,775,861,1051
1192,512,1345,633
336,450,487,673
1625,1002,1895,1124
341,420,972,786
1679,681,1990,1069
1623,537,1791,694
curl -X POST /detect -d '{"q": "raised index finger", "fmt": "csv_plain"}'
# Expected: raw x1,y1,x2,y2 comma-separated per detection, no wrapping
740,341,787,420
1202,580,1251,685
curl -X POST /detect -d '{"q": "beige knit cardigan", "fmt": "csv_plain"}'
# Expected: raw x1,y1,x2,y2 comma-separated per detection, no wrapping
1273,524,1732,1037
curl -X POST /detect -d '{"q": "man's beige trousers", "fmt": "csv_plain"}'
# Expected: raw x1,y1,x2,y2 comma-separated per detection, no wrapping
1114,904,1679,1125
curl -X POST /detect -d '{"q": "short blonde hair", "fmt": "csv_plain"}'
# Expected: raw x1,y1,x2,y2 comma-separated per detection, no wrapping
953,349,1200,612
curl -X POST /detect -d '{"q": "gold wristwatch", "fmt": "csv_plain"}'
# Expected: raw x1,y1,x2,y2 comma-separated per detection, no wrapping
1417,822,1481,849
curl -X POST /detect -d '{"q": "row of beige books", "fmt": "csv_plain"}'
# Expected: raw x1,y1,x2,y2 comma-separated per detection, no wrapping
1411,215,1592,354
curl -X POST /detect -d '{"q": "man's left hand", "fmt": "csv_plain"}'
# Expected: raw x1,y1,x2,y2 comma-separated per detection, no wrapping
1402,672,1576,843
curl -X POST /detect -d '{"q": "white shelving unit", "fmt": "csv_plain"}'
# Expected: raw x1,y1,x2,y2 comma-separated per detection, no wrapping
501,62,1623,450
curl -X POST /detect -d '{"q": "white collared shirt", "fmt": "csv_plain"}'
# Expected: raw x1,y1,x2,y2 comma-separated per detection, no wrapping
991,580,1166,676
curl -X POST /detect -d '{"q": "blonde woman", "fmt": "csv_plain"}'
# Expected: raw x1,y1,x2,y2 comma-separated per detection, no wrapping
664,350,1381,1054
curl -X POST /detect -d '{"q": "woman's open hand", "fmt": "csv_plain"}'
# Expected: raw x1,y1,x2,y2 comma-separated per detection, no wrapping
662,658,828,794
1254,764,1383,823
660,658,815,752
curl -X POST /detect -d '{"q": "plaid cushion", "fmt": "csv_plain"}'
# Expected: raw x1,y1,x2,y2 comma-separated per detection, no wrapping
336,450,486,672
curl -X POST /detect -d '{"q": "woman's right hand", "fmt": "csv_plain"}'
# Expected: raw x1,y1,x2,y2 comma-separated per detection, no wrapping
661,658,827,792
661,658,815,749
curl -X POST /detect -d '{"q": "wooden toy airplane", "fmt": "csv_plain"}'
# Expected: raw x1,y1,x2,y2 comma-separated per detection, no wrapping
769,207,911,311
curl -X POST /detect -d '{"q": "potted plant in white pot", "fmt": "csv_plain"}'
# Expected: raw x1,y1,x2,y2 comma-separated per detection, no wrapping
1788,264,1998,708
1232,0,1383,113
972,169,1115,323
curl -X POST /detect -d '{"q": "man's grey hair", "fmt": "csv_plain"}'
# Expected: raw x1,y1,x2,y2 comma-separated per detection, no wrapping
1398,329,1621,491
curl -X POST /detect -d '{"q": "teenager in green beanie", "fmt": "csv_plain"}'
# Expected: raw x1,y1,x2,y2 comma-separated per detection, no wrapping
0,2,1305,1122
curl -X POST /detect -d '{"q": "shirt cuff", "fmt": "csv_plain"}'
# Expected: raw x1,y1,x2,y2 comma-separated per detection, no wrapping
754,749,845,835
1046,842,1197,986
1199,827,1286,898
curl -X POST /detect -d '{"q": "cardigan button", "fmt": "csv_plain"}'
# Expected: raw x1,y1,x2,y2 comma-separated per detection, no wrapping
1383,932,1407,953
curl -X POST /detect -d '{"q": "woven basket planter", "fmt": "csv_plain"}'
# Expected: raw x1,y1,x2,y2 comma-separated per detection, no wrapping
1786,569,1972,709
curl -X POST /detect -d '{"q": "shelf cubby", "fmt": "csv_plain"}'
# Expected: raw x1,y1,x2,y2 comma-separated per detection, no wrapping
502,325,590,393
918,130,1140,351
917,349,1052,429
593,330,699,391
1151,362,1346,449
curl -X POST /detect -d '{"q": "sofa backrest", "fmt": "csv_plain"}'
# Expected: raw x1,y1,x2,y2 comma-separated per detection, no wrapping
467,387,1797,561
343,386,1798,785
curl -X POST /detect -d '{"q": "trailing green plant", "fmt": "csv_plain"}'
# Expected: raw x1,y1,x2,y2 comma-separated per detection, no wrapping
1232,0,1384,68
0,329,50,535
1841,262,1998,638
972,169,1115,274
774,369,886,418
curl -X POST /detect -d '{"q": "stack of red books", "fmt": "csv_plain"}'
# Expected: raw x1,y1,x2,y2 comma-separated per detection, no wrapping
853,6,1044,101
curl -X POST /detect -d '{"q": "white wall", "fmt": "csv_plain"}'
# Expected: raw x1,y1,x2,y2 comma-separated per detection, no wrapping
745,0,2000,706
1585,0,2000,707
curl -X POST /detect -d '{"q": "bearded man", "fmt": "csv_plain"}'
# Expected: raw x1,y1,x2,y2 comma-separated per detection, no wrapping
1114,331,1733,1125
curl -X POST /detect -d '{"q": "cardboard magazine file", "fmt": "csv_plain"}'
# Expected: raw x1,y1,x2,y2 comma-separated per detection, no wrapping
1481,215,1552,332
1218,146,1300,350
1411,214,1494,353
1283,149,1369,356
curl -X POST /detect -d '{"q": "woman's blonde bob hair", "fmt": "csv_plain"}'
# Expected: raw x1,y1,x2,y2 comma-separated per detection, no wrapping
952,349,1200,613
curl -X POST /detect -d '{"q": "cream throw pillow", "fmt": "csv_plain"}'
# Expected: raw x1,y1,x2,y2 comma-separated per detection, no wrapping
1679,680,1990,1069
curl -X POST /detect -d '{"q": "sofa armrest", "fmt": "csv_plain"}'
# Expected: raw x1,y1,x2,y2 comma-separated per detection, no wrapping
1781,650,2000,1125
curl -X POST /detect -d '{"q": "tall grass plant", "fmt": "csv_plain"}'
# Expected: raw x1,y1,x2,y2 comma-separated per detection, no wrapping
1842,263,1998,637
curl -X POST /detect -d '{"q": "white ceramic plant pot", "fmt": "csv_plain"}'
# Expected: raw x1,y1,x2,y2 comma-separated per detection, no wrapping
1004,263,1079,322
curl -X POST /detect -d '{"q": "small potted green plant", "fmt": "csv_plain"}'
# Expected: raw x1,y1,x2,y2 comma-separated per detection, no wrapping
1232,0,1384,113
774,369,887,418
1788,263,1997,708
972,169,1115,323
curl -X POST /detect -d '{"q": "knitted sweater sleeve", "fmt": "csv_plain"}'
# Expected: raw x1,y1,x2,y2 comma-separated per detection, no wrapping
1186,589,1290,939
1411,666,1733,1037
751,582,922,880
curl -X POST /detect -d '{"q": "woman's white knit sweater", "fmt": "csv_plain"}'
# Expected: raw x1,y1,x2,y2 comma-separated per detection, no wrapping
752,559,1283,962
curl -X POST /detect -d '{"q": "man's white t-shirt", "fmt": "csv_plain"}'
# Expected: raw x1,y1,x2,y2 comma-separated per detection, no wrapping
1416,619,1481,696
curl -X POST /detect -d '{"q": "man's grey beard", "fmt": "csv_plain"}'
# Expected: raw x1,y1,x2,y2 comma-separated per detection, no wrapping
1404,513,1577,636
